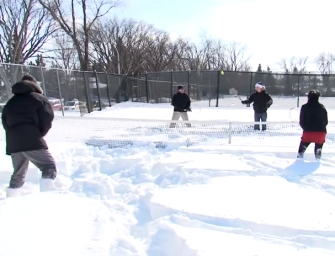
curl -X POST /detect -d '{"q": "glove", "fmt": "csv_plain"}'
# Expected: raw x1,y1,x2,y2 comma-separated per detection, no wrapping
187,108,192,112
241,100,248,104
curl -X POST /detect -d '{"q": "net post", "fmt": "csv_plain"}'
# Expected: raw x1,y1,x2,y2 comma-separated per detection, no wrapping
228,121,232,144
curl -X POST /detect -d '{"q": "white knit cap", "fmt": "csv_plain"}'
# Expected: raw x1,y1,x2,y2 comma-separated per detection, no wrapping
255,82,264,88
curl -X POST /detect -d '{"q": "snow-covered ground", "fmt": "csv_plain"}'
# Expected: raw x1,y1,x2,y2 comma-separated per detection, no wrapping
1,100,335,256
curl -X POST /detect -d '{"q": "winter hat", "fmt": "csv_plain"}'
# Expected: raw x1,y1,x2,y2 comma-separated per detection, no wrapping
255,82,264,88
177,86,184,90
307,90,320,101
21,74,37,83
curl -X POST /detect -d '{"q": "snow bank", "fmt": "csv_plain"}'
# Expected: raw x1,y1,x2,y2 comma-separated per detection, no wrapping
0,192,115,256
148,155,335,254
151,175,335,231
148,217,334,256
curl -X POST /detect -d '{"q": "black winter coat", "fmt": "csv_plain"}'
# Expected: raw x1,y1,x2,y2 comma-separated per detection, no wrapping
171,92,191,112
1,80,54,155
242,91,273,113
300,100,328,133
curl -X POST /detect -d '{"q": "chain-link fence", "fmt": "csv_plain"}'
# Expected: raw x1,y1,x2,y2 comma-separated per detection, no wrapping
0,63,127,116
132,71,335,109
2,63,335,116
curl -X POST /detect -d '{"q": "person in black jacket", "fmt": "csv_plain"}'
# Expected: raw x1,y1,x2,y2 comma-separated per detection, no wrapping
297,90,328,159
1,74,57,197
241,82,273,131
170,86,191,128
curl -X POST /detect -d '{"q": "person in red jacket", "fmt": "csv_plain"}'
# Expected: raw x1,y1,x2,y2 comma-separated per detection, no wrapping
297,90,328,159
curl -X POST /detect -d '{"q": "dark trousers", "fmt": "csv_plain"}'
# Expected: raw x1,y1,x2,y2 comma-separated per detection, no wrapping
298,141,323,159
10,149,57,189
254,112,267,130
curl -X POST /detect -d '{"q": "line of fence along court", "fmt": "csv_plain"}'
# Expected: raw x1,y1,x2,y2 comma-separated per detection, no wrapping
1,63,335,116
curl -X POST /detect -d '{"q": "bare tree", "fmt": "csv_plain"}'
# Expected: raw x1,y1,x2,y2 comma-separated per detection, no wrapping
91,18,154,74
177,36,251,72
82,17,251,74
279,56,309,73
315,52,335,74
177,42,206,70
144,29,179,72
224,41,251,71
313,52,335,96
38,0,121,71
176,36,221,71
208,40,227,70
0,0,56,90
91,17,183,74
52,33,78,70
173,38,193,70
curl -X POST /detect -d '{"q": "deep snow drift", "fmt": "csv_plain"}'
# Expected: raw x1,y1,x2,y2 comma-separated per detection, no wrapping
1,142,335,256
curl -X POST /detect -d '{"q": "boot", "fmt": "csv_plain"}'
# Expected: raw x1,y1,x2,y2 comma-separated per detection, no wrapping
297,141,310,159
314,144,323,160
39,178,55,192
315,148,322,160
6,187,20,198
297,153,304,159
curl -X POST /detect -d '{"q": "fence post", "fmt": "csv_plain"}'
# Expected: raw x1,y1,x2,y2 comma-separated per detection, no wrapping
297,75,300,108
105,73,112,107
55,69,64,117
187,71,190,95
82,72,92,113
249,72,253,97
40,66,47,97
145,73,149,103
94,71,102,111
170,71,174,100
125,75,129,101
216,70,220,107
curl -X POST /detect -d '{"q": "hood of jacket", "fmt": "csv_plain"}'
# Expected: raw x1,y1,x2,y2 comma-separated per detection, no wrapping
11,80,43,95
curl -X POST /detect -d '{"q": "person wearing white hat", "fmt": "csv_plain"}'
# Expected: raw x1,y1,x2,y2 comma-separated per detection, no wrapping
241,82,273,130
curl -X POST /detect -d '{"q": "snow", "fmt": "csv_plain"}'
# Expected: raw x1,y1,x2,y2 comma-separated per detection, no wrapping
1,100,335,256
81,100,335,122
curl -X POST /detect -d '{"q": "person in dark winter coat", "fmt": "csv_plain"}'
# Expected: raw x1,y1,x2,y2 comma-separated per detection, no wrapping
170,86,191,127
241,82,273,131
1,74,57,197
297,90,328,159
